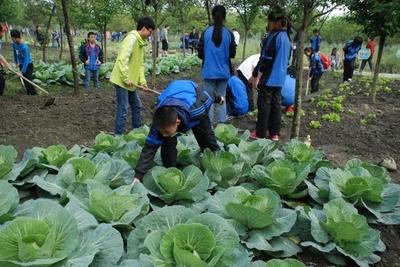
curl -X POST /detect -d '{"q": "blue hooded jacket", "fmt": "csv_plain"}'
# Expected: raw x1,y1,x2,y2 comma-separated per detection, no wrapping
254,30,291,88
344,41,362,61
310,35,321,52
135,80,221,179
199,26,236,80
12,42,32,73
226,76,249,116
309,53,325,77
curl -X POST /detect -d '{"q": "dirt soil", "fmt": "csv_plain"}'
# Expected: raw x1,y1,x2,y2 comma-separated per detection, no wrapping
0,67,399,266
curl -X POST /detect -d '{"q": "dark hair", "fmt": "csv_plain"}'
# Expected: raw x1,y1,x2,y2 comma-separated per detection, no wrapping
137,17,155,31
153,106,178,130
313,29,319,33
331,47,337,54
10,29,21,38
304,47,313,54
36,25,40,29
0,25,3,32
268,11,287,28
87,31,96,38
211,5,226,47
369,37,374,41
354,36,363,44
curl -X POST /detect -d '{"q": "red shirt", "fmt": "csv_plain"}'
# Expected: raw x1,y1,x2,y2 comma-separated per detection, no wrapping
366,40,376,56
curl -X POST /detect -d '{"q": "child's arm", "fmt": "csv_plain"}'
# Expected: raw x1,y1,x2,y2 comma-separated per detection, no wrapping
20,45,30,73
197,30,205,60
98,47,104,64
13,45,18,65
229,30,237,59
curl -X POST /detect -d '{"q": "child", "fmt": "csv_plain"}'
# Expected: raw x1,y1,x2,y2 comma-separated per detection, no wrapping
198,5,236,125
343,36,363,82
236,54,260,111
330,47,340,71
249,11,291,141
79,32,103,90
0,24,12,95
304,47,325,93
110,17,155,135
360,37,375,73
11,29,37,95
226,76,249,117
310,29,321,53
133,80,224,181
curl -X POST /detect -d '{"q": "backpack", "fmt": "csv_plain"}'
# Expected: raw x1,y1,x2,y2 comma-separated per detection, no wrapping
319,52,331,70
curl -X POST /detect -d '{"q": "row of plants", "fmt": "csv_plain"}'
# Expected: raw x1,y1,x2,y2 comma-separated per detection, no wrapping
0,124,399,267
308,77,399,129
31,55,201,86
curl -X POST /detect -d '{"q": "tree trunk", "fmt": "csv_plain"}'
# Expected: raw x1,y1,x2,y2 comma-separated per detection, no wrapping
370,35,385,104
42,5,56,62
205,0,211,25
58,22,63,60
61,0,80,95
242,27,248,61
291,4,309,138
103,24,107,62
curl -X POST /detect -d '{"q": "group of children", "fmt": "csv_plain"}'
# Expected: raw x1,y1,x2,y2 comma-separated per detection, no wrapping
0,26,37,96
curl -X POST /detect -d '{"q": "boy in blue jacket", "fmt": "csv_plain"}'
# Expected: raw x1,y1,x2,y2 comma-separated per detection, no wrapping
310,29,321,53
133,80,224,181
250,12,291,141
79,32,104,90
226,76,249,117
304,47,325,93
11,30,37,95
343,36,363,82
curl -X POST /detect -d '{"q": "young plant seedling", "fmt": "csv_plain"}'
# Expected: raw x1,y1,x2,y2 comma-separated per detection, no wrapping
309,120,322,129
321,113,341,122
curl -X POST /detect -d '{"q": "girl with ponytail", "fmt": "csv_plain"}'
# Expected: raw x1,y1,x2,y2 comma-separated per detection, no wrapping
198,5,236,124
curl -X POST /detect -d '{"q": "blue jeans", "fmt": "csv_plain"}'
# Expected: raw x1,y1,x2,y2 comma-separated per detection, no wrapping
114,85,142,135
83,68,99,90
204,79,228,124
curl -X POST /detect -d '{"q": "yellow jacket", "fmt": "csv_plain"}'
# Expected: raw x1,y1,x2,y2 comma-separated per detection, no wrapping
110,30,148,91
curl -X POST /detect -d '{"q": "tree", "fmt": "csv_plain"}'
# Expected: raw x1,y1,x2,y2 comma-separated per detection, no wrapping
84,0,122,62
345,0,400,103
225,0,264,60
60,0,80,95
42,4,57,62
278,0,342,138
0,0,23,25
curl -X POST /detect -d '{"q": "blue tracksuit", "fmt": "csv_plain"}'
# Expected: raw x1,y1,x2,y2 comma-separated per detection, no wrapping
12,42,32,73
199,26,236,79
226,76,249,116
344,41,362,61
254,30,291,88
309,53,325,77
135,80,221,179
310,35,321,52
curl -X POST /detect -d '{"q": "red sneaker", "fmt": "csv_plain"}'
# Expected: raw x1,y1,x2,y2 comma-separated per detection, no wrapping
270,135,280,141
250,131,260,139
286,105,294,113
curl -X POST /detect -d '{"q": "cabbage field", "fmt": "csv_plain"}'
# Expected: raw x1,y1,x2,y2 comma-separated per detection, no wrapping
32,55,202,86
0,124,399,267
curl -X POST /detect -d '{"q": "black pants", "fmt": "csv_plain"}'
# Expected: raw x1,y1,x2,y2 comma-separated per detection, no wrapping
311,74,322,93
256,86,282,138
343,59,355,82
360,56,373,72
161,115,220,167
20,64,37,95
237,70,255,111
0,72,5,96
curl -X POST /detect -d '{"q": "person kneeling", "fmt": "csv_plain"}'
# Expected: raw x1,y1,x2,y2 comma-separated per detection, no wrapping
133,80,224,181
226,76,249,118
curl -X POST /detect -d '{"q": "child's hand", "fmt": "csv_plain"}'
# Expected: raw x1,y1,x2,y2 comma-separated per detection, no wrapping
17,71,23,78
85,60,89,65
219,96,225,105
96,60,101,65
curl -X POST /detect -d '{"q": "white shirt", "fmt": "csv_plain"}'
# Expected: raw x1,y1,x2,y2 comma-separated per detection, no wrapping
233,31,240,45
237,54,260,80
